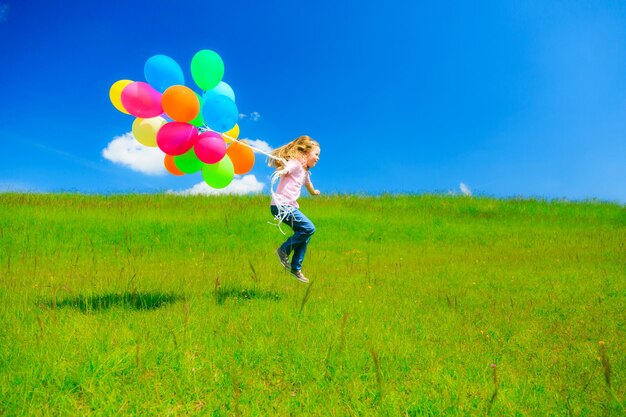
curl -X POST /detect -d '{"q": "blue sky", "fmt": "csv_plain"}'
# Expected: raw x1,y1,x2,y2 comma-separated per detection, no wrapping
0,1,625,202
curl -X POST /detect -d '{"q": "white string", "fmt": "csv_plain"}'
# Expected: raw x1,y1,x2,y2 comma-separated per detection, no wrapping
268,171,296,235
222,133,284,162
201,127,284,162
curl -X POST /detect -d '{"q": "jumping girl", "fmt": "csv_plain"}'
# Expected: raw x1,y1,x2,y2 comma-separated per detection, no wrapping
268,135,321,283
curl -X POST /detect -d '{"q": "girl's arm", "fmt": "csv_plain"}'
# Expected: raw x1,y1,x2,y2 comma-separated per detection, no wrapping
306,179,320,195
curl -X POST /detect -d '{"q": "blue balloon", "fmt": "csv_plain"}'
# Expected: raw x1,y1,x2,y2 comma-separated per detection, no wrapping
202,91,239,132
206,81,236,102
144,55,185,93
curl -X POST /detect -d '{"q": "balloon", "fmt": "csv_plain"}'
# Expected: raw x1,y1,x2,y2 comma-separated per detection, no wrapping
206,81,235,102
164,154,184,176
222,124,240,143
227,140,255,175
121,82,163,118
144,55,185,93
194,131,227,164
109,79,133,114
191,49,224,90
173,148,204,174
202,91,238,132
156,122,198,156
202,155,234,189
162,85,200,122
132,116,166,147
189,92,206,127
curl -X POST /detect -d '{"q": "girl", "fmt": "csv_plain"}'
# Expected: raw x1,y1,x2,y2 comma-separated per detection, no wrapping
269,135,321,283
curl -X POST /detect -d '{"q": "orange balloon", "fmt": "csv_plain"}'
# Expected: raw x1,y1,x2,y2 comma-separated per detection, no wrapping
164,154,185,176
162,85,200,122
226,141,255,174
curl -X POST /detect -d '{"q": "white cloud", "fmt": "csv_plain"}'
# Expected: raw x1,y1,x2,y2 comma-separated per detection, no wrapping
460,182,472,196
238,111,261,121
169,175,265,196
102,132,166,175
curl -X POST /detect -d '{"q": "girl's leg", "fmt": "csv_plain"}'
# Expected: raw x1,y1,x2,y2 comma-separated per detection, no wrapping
283,209,315,271
290,234,312,271
270,206,316,270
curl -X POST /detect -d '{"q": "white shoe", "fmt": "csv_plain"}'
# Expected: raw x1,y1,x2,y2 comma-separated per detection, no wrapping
289,269,309,283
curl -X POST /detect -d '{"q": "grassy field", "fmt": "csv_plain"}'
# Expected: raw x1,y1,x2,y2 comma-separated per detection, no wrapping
0,193,624,416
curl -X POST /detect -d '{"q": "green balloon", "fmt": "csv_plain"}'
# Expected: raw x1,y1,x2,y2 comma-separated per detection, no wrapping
202,155,234,189
173,148,203,174
191,50,224,91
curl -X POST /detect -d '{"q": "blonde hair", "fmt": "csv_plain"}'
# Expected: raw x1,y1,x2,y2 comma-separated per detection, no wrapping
269,135,320,170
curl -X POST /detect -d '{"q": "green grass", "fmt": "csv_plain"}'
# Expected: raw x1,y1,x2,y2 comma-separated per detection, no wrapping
0,193,624,416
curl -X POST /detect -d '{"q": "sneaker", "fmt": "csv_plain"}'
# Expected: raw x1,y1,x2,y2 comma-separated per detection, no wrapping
275,248,290,270
290,269,310,283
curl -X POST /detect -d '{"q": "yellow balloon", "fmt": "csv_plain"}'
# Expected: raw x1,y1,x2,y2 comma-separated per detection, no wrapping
132,117,166,147
222,124,240,143
109,79,133,114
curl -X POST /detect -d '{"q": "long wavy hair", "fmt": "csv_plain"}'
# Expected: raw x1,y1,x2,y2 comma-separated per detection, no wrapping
268,135,319,170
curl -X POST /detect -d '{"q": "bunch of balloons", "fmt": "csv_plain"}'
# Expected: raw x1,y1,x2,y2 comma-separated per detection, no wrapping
108,50,255,188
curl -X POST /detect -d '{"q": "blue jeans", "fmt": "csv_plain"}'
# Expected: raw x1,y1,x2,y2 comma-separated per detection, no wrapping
270,205,316,271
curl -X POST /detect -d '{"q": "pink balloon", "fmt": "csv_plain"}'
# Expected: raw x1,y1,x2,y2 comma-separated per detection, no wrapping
156,122,198,156
194,131,227,164
120,81,163,118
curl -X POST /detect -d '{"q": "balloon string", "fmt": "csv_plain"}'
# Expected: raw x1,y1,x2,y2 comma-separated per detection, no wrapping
221,131,287,162
198,126,285,161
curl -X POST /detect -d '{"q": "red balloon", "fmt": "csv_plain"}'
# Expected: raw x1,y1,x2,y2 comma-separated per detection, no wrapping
120,82,163,118
194,131,227,164
156,122,198,156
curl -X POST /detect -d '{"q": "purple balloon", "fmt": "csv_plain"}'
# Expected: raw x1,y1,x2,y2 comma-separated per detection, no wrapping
120,82,163,118
156,122,198,156
194,131,227,164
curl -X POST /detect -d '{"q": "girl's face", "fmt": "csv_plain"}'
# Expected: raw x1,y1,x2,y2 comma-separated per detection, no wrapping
306,146,320,169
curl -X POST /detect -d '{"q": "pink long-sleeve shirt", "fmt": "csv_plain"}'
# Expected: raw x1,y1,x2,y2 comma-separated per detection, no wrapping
271,159,311,208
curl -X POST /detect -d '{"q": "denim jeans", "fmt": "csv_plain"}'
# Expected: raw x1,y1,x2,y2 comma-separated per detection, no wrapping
270,205,316,271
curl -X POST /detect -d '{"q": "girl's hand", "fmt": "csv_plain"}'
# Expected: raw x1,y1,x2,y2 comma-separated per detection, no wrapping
312,190,321,195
